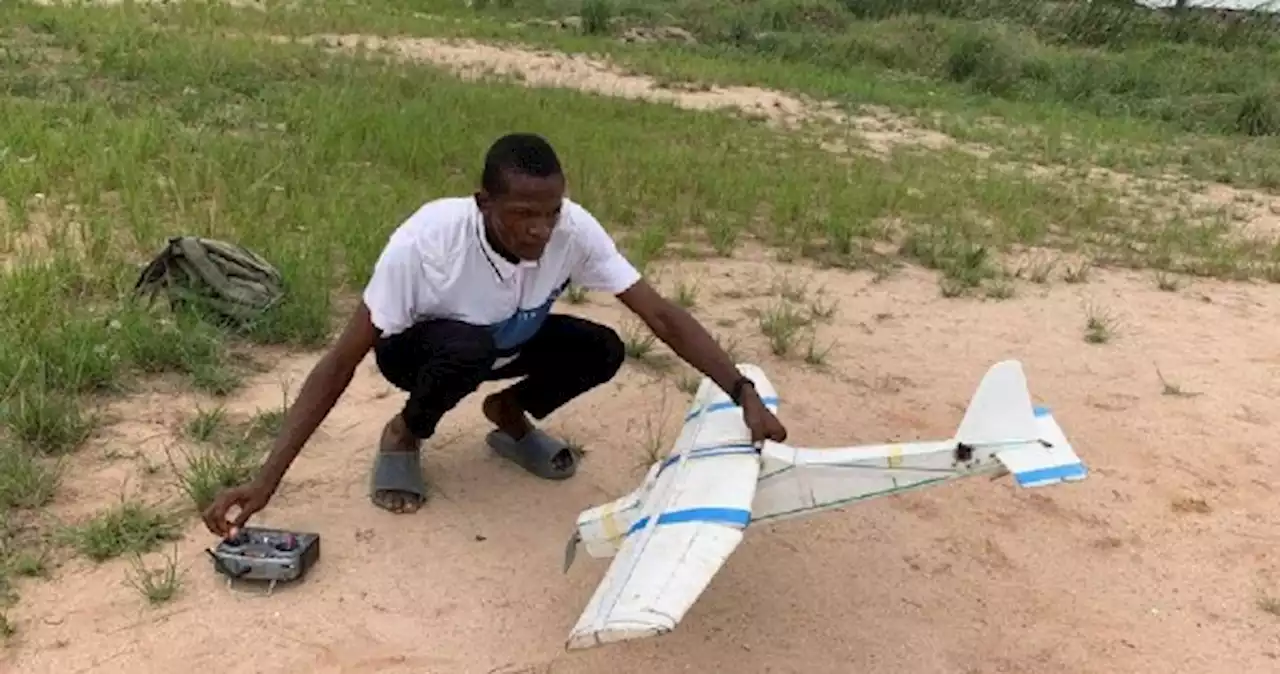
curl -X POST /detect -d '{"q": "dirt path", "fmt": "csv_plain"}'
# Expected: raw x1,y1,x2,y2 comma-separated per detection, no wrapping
4,248,1280,673
284,32,1278,239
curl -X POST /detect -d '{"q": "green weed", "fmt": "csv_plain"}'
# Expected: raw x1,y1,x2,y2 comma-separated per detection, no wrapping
65,499,183,563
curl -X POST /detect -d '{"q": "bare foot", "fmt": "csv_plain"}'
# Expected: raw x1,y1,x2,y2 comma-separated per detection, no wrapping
372,415,425,514
482,389,534,441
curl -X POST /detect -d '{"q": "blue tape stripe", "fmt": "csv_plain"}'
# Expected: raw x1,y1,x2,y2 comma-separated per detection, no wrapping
1033,405,1050,417
1015,462,1087,485
684,396,780,421
625,507,752,537
657,443,757,474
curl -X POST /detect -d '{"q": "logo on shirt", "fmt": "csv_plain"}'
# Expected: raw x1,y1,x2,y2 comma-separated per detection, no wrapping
487,278,572,351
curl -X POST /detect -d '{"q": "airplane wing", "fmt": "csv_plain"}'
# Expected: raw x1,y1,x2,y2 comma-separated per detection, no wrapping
564,365,779,650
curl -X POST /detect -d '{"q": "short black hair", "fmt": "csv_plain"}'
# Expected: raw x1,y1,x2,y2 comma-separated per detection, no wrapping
481,132,563,195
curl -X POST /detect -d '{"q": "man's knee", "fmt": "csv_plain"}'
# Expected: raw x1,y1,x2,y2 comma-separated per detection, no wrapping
586,321,625,381
422,320,497,384
376,319,496,391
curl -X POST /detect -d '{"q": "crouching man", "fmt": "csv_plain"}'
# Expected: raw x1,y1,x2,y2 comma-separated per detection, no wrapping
201,132,787,538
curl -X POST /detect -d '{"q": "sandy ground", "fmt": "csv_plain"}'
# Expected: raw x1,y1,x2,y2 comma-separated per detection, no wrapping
5,251,1280,674
4,29,1280,674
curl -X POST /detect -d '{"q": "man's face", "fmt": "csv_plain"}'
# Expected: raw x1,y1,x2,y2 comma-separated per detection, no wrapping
478,171,566,261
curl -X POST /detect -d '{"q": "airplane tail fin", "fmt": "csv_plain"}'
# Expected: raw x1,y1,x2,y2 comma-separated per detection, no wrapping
956,360,1088,489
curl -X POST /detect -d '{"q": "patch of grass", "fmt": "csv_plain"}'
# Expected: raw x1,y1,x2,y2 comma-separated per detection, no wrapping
5,549,47,579
124,544,183,606
673,278,699,308
621,320,656,359
185,405,228,443
901,230,998,297
757,299,813,357
170,440,263,513
65,499,183,563
1,382,96,456
579,0,613,36
0,446,60,511
170,408,278,512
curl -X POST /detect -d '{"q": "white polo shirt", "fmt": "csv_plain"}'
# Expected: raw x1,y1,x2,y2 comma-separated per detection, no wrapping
362,196,641,354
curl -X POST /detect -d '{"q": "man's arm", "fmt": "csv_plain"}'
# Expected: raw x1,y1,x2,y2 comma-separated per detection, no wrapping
252,304,379,492
616,279,757,405
253,230,427,492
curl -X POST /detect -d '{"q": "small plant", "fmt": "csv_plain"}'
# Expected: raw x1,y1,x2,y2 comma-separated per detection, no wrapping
804,336,835,368
715,333,744,363
581,0,613,35
619,321,671,373
622,321,656,360
6,549,48,579
1154,270,1182,292
983,277,1015,299
3,387,96,456
170,440,263,512
1063,261,1092,284
633,391,674,472
185,405,227,443
1257,595,1280,617
758,300,811,357
0,446,60,510
561,434,587,460
673,278,699,308
771,275,808,304
675,372,700,395
1171,496,1211,514
808,297,837,323
1083,303,1118,344
1156,367,1200,398
564,284,588,304
125,545,183,605
1015,253,1058,284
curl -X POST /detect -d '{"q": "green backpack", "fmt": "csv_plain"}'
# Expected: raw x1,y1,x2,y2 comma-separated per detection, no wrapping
133,236,285,326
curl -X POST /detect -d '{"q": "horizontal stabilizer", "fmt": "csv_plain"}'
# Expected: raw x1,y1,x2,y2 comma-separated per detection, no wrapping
995,406,1087,488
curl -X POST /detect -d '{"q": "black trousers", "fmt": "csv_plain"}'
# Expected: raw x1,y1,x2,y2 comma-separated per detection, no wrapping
373,313,626,439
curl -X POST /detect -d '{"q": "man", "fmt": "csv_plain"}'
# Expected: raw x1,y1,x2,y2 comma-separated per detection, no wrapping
202,132,787,539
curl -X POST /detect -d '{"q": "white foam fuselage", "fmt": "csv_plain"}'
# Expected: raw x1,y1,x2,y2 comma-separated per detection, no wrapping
564,360,1087,651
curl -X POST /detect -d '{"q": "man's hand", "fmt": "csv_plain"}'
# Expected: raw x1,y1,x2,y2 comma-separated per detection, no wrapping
202,481,273,539
741,386,787,445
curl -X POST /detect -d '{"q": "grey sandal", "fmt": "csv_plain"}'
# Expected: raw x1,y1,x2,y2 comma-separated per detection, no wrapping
369,450,427,509
486,428,578,480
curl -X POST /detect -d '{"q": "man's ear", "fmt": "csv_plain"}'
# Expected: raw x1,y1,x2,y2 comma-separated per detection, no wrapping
474,189,490,211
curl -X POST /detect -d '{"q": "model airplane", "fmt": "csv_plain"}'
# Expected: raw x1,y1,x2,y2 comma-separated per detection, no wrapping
561,359,1087,651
